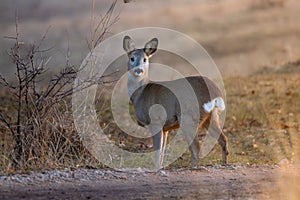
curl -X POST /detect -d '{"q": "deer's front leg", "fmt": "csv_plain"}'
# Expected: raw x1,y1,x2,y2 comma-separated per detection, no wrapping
152,130,169,170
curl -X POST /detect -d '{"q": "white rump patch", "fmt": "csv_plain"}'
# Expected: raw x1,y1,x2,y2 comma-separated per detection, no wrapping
203,97,225,113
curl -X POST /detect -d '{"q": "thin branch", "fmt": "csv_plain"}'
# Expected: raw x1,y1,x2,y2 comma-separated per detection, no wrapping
3,36,17,40
35,26,52,51
0,112,15,136
87,0,119,50
0,74,15,88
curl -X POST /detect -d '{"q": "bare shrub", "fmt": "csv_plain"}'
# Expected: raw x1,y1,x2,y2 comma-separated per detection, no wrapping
0,0,118,173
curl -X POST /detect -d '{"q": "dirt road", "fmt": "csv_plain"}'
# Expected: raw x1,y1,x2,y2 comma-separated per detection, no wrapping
0,165,285,200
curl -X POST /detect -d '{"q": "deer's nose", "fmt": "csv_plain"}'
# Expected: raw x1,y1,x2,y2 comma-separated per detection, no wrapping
133,68,144,76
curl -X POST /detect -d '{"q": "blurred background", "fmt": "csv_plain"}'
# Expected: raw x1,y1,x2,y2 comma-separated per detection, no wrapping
1,0,300,78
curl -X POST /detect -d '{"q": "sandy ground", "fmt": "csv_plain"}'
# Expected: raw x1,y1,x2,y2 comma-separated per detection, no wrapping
0,165,284,200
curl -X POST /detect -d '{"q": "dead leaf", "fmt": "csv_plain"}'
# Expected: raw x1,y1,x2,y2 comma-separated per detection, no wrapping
249,119,262,127
280,123,289,129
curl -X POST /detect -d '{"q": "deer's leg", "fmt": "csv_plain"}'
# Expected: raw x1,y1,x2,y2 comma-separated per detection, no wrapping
160,131,168,168
219,130,229,164
189,132,200,167
182,127,200,167
153,130,164,170
210,109,229,165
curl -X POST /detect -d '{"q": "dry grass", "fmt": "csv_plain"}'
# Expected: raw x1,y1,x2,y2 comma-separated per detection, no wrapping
223,64,300,165
0,91,101,174
1,57,299,174
0,59,300,173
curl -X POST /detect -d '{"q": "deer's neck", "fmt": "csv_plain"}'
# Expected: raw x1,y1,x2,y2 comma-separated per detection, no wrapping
127,73,149,102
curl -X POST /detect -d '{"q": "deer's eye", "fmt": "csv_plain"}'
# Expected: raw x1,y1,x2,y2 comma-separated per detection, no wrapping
143,58,147,63
130,57,135,62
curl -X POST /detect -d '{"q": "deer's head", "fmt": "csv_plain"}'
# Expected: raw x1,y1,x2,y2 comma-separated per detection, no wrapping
123,36,158,79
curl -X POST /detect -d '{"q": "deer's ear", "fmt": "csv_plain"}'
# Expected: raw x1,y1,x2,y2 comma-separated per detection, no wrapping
123,36,135,54
144,38,158,57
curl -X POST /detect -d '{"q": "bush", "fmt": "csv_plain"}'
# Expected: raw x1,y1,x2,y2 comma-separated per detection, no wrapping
0,0,118,174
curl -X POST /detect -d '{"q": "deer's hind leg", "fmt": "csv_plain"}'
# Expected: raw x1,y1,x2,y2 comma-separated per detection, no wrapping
188,129,200,167
187,114,212,167
209,109,229,164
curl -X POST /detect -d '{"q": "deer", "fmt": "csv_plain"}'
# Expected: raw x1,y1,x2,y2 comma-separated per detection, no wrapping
123,36,229,170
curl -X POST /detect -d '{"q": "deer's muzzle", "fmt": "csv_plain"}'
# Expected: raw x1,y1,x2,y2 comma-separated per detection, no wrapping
133,68,144,77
